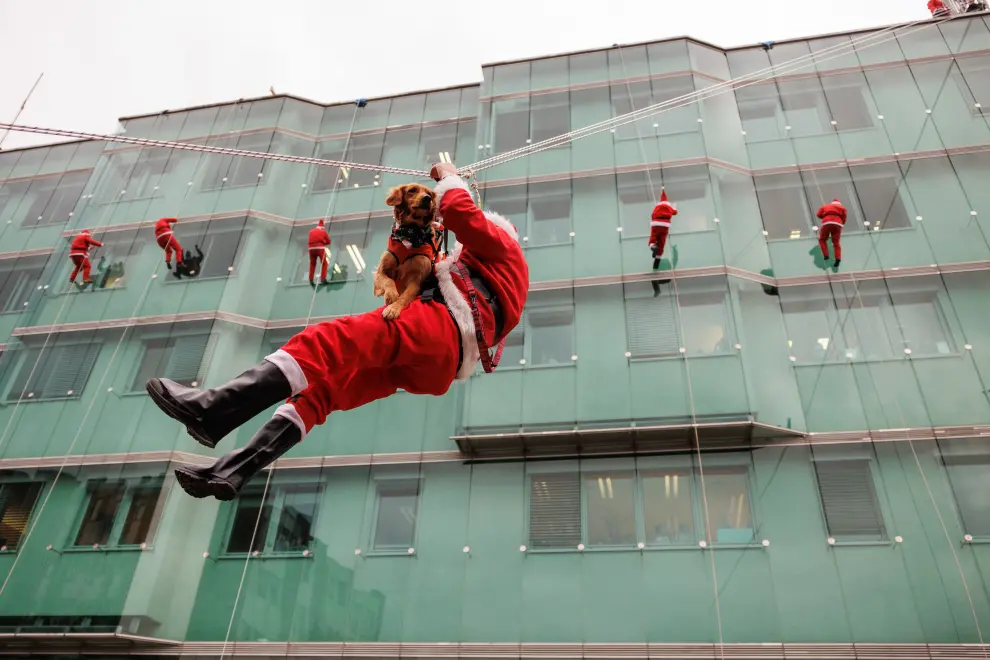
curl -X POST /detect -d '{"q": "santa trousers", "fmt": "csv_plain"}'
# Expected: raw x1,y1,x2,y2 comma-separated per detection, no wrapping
263,300,461,435
69,255,92,282
818,225,842,261
156,234,183,265
649,226,669,257
308,252,328,281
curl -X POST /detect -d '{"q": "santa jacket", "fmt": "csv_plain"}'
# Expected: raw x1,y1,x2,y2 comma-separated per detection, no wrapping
308,226,331,251
816,202,847,228
154,217,178,239
434,175,529,381
70,232,103,257
651,202,678,227
928,0,946,13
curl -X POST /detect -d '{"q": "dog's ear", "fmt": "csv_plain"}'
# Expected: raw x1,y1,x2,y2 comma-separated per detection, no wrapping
385,185,406,207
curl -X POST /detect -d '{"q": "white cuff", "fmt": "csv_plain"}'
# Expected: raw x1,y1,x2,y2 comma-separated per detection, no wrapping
273,403,307,440
433,175,471,205
264,349,308,395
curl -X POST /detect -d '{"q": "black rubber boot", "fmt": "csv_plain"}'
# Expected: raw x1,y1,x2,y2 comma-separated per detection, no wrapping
833,258,841,269
146,360,292,449
174,416,302,501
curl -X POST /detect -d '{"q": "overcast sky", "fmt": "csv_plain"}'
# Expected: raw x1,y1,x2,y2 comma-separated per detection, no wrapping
0,0,921,151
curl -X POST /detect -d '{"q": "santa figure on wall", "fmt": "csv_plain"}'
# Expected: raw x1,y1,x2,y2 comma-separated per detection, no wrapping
648,188,677,261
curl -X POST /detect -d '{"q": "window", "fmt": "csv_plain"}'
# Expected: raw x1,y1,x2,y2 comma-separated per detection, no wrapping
19,172,88,228
0,482,43,550
312,134,384,192
610,76,698,140
610,81,654,140
99,148,179,201
485,181,572,247
492,98,530,153
528,462,754,550
419,123,458,169
813,459,886,542
6,342,101,401
0,181,30,221
73,478,165,548
82,230,142,290
624,283,732,358
176,223,246,279
955,55,990,114
497,294,575,368
943,453,990,537
0,256,46,313
373,479,420,551
201,131,274,189
617,167,712,234
821,73,875,131
530,92,570,144
130,333,213,392
290,222,371,284
225,484,320,555
736,83,787,141
780,284,954,363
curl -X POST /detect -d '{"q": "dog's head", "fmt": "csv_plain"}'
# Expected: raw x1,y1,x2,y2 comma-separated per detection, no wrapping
386,183,436,227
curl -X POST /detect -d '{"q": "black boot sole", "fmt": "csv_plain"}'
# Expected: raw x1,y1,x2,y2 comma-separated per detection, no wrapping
146,379,218,449
174,466,238,501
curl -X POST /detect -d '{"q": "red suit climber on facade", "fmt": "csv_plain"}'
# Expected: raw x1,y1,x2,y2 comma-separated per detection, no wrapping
816,198,847,268
146,162,529,501
308,218,332,285
928,0,951,15
154,217,183,270
648,188,677,260
68,229,103,285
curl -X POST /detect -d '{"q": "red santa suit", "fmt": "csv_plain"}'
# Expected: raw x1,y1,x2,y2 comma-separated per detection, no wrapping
928,0,950,15
154,217,182,267
648,188,678,258
68,229,103,283
264,174,529,435
307,219,331,283
816,199,847,263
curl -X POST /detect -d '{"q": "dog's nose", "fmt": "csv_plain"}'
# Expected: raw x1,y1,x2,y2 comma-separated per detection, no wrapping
419,194,433,207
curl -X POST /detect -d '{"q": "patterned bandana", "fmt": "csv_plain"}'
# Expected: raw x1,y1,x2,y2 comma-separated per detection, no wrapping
391,222,438,249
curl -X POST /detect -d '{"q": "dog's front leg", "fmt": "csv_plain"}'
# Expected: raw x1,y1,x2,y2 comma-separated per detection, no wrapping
373,252,399,304
382,280,422,321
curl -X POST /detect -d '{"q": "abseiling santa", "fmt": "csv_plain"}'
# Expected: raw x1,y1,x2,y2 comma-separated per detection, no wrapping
648,188,677,259
147,162,529,501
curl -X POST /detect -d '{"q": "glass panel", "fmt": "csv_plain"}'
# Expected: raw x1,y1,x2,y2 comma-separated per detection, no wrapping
119,484,163,545
273,487,319,552
74,482,124,546
373,479,420,550
703,471,754,544
584,472,636,546
226,492,273,554
641,470,695,545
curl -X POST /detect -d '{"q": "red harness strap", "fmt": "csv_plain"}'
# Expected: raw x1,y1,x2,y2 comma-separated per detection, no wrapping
451,261,504,373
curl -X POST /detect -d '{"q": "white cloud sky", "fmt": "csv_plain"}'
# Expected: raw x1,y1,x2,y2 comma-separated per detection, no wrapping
0,0,920,151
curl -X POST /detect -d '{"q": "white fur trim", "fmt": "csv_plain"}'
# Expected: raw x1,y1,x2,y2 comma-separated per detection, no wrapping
264,349,308,395
482,210,519,241
650,221,671,227
273,403,308,440
434,243,479,381
433,175,472,205
821,220,844,227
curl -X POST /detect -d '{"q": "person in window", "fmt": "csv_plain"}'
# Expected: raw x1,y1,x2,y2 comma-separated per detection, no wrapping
928,0,951,16
648,188,677,263
965,0,986,11
816,198,847,269
147,162,529,501
173,245,204,279
308,218,331,286
154,217,183,273
68,229,103,287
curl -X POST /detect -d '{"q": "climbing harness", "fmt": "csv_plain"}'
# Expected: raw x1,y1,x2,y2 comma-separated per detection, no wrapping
388,221,444,264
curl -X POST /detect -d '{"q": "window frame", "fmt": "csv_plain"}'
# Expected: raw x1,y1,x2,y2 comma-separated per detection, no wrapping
68,477,166,551
199,131,275,191
3,340,103,403
497,303,576,370
0,479,46,553
623,284,736,360
287,221,371,285
0,255,46,314
128,331,215,393
368,476,422,555
159,222,248,282
220,482,323,557
61,230,143,293
526,460,758,552
810,456,889,544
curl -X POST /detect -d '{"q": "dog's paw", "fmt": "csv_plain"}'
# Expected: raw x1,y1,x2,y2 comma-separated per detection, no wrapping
382,303,403,321
383,287,399,305
373,283,385,297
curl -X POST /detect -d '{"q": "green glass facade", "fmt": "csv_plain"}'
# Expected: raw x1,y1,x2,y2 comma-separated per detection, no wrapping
0,14,989,658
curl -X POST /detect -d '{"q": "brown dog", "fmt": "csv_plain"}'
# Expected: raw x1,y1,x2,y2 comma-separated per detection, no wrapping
374,183,441,321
